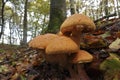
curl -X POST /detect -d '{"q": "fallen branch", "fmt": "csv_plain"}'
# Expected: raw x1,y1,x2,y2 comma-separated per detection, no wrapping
94,13,117,23
98,19,120,30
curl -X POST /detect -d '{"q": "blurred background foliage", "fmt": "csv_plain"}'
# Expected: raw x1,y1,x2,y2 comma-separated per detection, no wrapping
0,0,120,45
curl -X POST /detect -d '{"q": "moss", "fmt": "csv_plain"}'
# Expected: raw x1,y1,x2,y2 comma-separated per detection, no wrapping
46,6,66,33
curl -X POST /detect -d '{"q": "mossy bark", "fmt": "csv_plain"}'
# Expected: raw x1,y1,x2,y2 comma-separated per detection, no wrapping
46,0,66,33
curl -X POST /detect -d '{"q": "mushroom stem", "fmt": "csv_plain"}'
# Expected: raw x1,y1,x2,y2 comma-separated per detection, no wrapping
66,64,90,80
66,64,79,80
76,64,90,80
71,31,81,47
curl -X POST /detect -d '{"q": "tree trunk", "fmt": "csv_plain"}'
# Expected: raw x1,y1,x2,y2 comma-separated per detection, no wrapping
9,20,12,45
34,23,37,37
70,0,76,14
46,0,66,33
104,0,109,20
0,0,5,39
22,0,28,45
116,0,120,18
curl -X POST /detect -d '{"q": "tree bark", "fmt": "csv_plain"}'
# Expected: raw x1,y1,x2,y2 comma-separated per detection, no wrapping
104,0,108,16
70,0,76,14
116,0,120,18
9,19,12,44
0,0,5,39
46,0,66,33
22,0,28,45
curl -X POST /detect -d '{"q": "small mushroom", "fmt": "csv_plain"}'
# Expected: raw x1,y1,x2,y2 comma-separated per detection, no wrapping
69,50,93,63
28,33,59,65
45,36,79,66
60,13,96,47
46,36,79,55
60,13,96,35
29,33,59,49
68,50,93,80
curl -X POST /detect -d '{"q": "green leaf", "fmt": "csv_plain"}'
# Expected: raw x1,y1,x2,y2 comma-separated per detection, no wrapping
20,75,27,80
99,31,111,38
100,53,120,71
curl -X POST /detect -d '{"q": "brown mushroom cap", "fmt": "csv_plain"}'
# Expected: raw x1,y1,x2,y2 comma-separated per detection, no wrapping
69,50,93,63
60,14,96,34
57,31,63,36
46,36,79,54
28,33,59,49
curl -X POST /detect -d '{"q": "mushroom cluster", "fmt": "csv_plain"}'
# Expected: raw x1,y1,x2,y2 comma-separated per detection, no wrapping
28,13,96,79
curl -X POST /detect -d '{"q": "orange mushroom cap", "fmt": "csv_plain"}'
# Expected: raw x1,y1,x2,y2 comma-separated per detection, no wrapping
69,50,93,63
28,33,59,49
57,31,63,36
60,13,96,34
46,36,79,55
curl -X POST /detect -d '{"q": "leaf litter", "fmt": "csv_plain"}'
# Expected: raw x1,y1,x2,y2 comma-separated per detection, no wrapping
0,20,120,80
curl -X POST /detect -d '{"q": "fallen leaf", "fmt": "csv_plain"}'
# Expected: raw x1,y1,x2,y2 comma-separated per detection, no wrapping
109,38,120,50
99,31,111,38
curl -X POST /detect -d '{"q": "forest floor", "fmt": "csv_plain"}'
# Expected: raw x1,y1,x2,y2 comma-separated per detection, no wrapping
0,19,120,80
0,43,72,80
